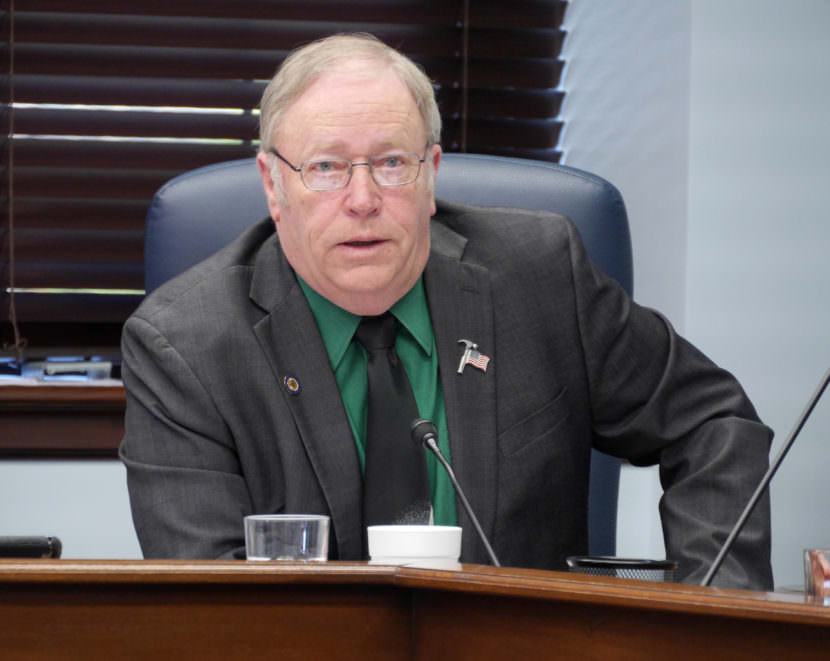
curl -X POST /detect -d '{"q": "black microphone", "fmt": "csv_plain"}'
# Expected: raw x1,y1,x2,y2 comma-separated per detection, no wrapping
410,418,501,567
701,366,830,587
0,536,62,558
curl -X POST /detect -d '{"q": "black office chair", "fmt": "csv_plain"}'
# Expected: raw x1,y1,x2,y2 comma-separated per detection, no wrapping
144,153,632,556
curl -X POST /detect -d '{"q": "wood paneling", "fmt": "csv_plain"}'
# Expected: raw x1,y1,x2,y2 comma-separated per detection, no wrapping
0,560,827,660
0,384,124,457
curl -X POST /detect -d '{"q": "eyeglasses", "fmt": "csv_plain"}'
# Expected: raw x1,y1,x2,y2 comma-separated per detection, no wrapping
269,147,428,192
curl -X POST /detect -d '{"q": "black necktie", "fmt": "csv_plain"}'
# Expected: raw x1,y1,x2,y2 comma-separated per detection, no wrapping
355,313,430,528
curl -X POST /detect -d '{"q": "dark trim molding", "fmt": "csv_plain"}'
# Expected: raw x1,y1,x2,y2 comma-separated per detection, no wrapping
0,384,124,458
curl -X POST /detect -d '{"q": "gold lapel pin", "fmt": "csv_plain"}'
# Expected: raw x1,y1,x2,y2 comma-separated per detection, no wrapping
283,375,302,395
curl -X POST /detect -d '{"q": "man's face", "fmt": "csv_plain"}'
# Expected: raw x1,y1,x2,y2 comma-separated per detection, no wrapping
257,62,442,316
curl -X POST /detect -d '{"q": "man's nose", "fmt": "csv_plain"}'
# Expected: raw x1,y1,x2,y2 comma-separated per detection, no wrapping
345,163,381,214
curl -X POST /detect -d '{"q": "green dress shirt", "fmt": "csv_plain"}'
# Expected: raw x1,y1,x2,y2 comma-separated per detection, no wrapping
299,277,458,526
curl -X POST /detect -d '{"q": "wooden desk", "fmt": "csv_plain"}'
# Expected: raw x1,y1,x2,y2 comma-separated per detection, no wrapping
0,384,124,457
1,560,827,659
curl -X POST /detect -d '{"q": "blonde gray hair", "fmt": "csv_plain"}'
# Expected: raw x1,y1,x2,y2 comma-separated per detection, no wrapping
258,32,441,152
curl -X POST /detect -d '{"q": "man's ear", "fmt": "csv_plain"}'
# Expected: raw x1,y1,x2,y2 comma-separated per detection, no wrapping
256,151,281,223
430,143,442,176
428,143,442,217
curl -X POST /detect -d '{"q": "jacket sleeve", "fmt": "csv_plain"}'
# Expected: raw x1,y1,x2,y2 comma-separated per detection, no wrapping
119,314,251,560
564,220,773,590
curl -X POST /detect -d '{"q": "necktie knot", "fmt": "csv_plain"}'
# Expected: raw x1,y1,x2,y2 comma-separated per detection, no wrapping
355,313,398,352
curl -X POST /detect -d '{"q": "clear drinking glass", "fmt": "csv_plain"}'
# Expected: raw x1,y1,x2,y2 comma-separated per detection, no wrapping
244,514,329,561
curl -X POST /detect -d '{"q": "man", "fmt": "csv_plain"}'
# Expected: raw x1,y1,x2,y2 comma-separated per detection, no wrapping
120,33,773,589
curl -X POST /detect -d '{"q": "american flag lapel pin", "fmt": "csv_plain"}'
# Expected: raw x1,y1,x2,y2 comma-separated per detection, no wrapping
457,339,490,374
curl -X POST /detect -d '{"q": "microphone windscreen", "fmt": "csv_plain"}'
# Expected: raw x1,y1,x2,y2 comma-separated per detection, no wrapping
410,418,438,446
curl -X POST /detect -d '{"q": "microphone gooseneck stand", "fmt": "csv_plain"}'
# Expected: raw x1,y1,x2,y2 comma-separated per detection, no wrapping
410,418,501,567
701,366,830,587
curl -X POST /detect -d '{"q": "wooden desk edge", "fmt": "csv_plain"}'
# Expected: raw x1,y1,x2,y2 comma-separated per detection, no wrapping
2,559,827,627
0,384,126,410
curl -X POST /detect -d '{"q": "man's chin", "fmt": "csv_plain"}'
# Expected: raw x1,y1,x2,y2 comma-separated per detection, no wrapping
325,279,409,316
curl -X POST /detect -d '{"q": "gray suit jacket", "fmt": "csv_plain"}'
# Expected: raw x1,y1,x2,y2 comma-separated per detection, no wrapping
120,200,773,589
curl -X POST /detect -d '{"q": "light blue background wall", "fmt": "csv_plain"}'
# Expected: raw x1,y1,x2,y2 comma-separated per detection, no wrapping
562,0,691,565
2,1,829,587
0,460,140,558
564,0,830,588
686,0,830,588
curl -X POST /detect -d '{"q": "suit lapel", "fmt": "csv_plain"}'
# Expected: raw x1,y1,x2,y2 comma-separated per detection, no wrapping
426,221,499,563
248,236,364,559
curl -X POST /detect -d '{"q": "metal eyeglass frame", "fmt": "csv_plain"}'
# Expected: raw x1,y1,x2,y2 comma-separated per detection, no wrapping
268,146,429,191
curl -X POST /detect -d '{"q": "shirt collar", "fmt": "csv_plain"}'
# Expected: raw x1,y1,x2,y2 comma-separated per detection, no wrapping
299,276,434,370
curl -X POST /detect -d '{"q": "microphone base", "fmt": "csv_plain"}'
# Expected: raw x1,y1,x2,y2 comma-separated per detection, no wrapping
566,555,677,582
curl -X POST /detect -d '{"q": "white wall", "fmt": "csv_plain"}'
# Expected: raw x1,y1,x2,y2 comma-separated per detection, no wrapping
564,0,830,588
686,0,830,588
562,1,691,323
0,460,141,558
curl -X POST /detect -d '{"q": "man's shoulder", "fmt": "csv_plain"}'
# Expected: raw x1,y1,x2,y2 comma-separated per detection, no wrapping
131,217,278,325
434,198,573,235
432,199,576,260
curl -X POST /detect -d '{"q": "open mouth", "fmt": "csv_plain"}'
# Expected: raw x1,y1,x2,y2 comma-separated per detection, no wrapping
344,239,384,247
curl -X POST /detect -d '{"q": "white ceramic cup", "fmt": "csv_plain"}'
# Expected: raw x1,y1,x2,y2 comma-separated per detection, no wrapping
367,525,462,567
244,514,330,561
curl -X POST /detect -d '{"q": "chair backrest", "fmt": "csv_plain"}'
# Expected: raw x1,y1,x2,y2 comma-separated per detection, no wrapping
144,152,631,556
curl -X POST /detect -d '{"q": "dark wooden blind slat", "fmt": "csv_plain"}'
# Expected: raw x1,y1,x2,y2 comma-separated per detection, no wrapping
13,198,151,230
15,45,567,87
465,89,566,119
2,0,568,350
8,260,143,291
14,0,564,28
10,293,142,323
14,228,142,264
13,139,257,170
15,44,294,79
469,3,566,27
14,74,265,107
14,107,259,140
16,0,465,23
12,166,181,199
15,77,565,120
16,13,465,53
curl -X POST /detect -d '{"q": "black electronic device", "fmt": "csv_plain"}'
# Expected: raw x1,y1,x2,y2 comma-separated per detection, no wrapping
567,555,677,581
0,536,63,558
